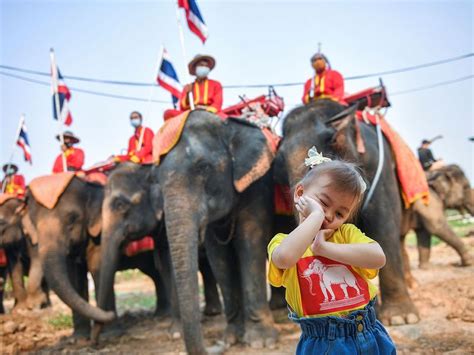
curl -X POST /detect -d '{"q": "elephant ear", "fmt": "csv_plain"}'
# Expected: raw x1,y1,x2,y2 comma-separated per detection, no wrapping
86,185,102,238
325,105,359,156
226,118,275,192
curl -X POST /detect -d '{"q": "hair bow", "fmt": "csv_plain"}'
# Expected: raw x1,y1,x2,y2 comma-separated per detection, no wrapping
304,146,331,168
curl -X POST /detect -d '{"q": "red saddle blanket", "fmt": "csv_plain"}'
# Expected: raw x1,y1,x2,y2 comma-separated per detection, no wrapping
356,110,429,208
274,184,293,216
0,248,7,267
153,110,191,165
124,236,155,257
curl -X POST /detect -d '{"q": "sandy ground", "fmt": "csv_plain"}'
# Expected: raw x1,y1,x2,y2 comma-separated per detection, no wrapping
1,234,473,354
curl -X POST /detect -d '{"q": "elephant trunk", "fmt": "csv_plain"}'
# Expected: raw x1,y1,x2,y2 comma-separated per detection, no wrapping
164,193,206,355
97,230,122,312
43,251,115,323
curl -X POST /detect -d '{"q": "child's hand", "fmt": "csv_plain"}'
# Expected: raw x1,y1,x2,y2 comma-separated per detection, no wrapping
311,229,333,255
295,196,324,223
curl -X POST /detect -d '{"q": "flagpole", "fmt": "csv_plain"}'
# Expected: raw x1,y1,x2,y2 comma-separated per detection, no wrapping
175,2,195,110
50,48,67,173
137,45,165,151
1,114,24,193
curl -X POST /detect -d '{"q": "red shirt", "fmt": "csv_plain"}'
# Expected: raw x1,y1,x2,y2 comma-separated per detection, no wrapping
127,126,154,164
1,174,26,197
180,79,223,113
302,69,345,104
52,147,85,173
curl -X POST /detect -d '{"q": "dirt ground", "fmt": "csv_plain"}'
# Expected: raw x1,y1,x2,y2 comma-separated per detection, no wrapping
1,230,473,354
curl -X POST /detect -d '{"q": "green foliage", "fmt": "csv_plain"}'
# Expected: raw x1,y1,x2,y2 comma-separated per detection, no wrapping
116,292,156,312
48,313,73,330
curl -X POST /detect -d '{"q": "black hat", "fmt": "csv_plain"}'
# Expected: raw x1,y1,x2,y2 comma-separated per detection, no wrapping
2,163,18,175
421,139,431,145
56,131,80,144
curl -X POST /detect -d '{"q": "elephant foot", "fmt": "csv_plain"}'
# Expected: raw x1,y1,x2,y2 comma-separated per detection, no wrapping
379,300,420,326
206,340,228,355
224,322,244,346
26,292,49,310
168,320,182,340
460,252,473,267
12,301,29,313
90,322,103,345
418,261,432,270
203,303,223,317
154,306,171,320
243,321,278,349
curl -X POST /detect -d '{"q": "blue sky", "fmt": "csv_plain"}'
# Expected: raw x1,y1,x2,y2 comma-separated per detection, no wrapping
1,0,473,183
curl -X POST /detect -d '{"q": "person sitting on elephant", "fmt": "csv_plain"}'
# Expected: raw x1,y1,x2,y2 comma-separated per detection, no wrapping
1,164,26,197
52,131,85,173
179,54,223,114
302,52,346,105
127,111,154,164
417,139,445,171
268,148,395,354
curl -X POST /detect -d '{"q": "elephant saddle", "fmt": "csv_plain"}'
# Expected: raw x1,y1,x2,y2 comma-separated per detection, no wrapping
153,110,191,165
356,110,430,208
0,193,19,206
29,172,76,209
0,248,7,267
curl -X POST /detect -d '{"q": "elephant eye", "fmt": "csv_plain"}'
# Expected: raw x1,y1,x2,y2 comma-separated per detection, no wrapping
112,197,130,213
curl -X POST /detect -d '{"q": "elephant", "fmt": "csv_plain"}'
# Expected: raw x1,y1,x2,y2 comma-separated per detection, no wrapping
93,162,222,341
136,111,278,354
0,195,50,312
23,174,173,338
277,99,419,325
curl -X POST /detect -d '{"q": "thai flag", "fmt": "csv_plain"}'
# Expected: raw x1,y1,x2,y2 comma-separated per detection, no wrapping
16,119,32,164
51,66,73,126
157,48,182,107
178,0,208,43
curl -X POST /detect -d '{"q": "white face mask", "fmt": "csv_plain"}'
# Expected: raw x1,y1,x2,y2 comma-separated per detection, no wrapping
195,66,210,78
130,118,142,128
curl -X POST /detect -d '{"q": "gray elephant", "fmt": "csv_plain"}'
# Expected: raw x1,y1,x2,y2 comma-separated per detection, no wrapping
93,162,222,340
0,195,49,312
135,111,278,354
24,174,173,338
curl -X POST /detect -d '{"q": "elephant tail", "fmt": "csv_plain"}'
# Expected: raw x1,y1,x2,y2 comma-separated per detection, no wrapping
303,275,317,296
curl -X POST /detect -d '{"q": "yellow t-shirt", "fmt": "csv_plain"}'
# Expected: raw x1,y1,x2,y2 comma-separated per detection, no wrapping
267,224,379,318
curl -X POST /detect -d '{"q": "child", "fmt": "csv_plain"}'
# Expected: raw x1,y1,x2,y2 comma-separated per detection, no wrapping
268,147,396,354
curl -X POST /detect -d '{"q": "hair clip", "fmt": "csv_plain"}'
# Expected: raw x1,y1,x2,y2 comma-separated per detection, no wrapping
304,146,331,168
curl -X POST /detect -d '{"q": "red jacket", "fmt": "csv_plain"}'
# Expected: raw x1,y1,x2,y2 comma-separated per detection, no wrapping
127,126,154,164
52,147,85,173
1,174,26,197
180,79,223,113
302,69,345,104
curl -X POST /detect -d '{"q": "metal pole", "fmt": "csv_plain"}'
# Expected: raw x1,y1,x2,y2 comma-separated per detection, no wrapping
176,2,195,110
50,48,68,172
137,45,165,151
1,114,24,193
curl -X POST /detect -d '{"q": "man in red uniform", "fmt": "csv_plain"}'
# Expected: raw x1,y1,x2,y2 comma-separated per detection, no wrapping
302,52,345,104
52,131,85,173
1,164,26,197
127,111,154,164
180,54,223,114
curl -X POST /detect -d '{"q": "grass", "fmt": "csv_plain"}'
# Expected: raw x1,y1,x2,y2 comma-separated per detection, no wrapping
115,269,146,283
405,216,473,246
116,292,156,313
48,313,73,330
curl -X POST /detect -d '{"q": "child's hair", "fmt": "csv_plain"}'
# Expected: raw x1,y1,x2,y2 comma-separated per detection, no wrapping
297,159,368,220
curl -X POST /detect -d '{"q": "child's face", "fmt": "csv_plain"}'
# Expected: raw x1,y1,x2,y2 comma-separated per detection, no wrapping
296,174,358,230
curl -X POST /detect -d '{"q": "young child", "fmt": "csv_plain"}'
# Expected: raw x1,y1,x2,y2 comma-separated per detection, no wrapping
268,147,396,354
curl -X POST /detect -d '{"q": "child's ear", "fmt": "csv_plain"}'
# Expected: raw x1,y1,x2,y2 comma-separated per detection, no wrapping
293,184,304,203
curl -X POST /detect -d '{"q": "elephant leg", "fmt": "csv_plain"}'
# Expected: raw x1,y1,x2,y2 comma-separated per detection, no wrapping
0,267,6,314
198,247,222,317
400,234,417,288
233,208,278,349
269,286,286,310
204,230,244,346
415,228,431,270
67,258,91,338
10,257,28,310
139,255,171,319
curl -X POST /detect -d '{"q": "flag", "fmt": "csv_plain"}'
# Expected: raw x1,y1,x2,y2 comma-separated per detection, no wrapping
178,0,208,43
51,65,73,126
157,48,183,107
16,119,32,164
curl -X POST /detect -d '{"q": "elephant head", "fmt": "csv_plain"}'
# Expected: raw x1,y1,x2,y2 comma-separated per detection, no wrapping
96,163,163,321
153,111,274,354
0,197,25,248
25,176,114,323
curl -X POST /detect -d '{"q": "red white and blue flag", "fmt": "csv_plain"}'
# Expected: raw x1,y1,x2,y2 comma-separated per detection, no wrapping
51,65,73,126
178,0,208,43
16,118,32,164
157,48,182,107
